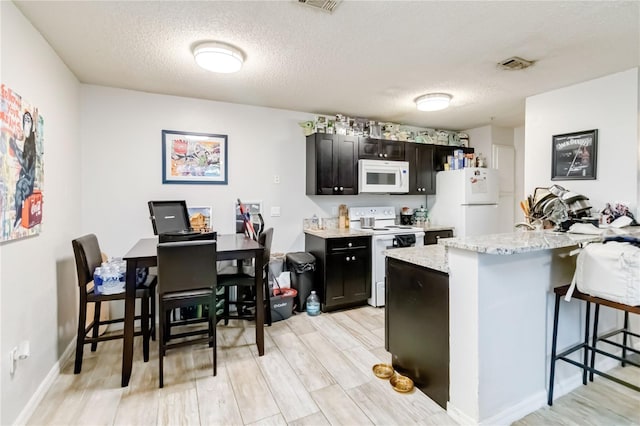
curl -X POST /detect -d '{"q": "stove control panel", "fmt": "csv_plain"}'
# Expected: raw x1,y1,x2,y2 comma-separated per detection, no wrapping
349,206,396,221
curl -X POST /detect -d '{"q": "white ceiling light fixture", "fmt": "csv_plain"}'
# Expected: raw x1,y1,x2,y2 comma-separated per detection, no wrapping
415,93,452,112
193,42,244,73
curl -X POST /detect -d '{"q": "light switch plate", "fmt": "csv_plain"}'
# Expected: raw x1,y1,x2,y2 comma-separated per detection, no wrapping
271,206,281,217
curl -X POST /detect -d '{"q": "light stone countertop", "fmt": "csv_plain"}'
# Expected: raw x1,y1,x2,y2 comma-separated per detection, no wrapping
304,225,454,239
438,231,602,255
304,228,373,238
384,245,448,273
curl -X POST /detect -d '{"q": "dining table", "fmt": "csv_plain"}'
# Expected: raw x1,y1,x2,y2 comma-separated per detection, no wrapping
120,233,264,387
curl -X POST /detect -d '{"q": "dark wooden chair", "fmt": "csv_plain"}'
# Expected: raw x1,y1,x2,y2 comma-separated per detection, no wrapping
219,228,273,326
72,234,156,374
156,240,217,388
547,284,640,405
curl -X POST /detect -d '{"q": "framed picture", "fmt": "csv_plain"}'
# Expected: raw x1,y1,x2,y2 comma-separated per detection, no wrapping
551,129,597,180
187,206,212,232
162,129,228,184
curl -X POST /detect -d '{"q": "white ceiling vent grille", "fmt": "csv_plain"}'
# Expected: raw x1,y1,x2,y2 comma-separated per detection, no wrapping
298,0,340,13
498,56,534,70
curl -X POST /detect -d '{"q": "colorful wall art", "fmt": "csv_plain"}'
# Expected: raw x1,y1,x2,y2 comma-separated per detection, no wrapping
0,85,44,242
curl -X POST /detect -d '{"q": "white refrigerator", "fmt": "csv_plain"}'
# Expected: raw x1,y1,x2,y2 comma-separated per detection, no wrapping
429,168,500,237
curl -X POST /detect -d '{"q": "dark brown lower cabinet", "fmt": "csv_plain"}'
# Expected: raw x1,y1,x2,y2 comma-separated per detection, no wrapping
385,257,449,409
305,234,371,312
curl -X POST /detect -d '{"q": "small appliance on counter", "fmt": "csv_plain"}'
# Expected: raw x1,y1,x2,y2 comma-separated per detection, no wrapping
400,206,413,225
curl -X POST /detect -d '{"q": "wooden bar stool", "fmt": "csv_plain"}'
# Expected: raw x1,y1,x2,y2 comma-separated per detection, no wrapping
548,284,640,406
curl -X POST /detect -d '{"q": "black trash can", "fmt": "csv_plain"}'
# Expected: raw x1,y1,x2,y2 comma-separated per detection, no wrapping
286,252,316,312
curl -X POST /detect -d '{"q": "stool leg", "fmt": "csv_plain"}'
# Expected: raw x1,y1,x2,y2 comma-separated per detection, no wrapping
142,296,150,363
622,311,629,367
159,300,165,388
74,298,88,374
151,291,157,341
582,301,591,386
589,303,600,382
91,301,101,352
548,292,562,406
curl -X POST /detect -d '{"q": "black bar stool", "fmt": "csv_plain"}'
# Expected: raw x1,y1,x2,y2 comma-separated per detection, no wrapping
548,284,640,406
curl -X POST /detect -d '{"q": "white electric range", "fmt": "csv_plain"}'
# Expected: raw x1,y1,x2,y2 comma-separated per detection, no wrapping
349,207,425,307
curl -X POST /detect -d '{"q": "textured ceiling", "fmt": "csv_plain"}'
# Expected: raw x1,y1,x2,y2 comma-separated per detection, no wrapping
13,0,640,130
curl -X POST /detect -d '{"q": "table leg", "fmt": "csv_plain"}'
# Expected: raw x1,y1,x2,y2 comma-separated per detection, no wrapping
121,260,137,386
255,249,264,356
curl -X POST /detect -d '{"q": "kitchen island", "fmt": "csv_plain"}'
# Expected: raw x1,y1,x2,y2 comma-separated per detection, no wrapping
385,231,604,425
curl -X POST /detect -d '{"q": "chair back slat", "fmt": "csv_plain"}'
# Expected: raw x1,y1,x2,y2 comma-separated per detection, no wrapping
259,228,274,267
72,234,102,288
157,240,217,295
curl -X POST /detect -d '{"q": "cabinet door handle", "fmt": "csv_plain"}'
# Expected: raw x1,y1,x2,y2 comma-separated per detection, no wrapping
334,186,338,191
339,186,344,191
383,153,388,158
345,256,350,262
348,242,352,247
351,256,356,261
378,153,383,158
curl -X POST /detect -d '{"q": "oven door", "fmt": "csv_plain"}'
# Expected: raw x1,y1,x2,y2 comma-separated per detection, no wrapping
372,232,425,307
371,235,395,307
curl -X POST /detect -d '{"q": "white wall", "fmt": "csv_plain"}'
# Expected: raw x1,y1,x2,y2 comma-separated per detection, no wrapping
0,2,82,424
525,68,639,214
525,68,640,397
514,126,525,222
80,86,429,258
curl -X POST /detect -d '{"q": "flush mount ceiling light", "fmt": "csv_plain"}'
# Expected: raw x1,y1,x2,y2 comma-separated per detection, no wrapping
193,42,244,73
415,93,452,112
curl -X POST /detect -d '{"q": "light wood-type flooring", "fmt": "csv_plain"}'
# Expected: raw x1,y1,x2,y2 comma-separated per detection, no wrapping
26,306,639,425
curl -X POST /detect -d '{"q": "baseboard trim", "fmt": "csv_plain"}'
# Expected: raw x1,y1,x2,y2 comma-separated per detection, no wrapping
446,354,624,425
479,391,546,426
12,340,75,426
446,402,477,425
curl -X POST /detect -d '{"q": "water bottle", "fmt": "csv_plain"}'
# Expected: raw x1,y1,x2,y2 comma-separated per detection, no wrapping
93,267,103,294
306,291,321,316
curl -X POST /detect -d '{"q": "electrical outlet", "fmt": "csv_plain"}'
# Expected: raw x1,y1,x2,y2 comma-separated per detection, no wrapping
273,175,280,184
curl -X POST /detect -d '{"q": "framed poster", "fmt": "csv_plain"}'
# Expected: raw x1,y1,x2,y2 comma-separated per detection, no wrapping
551,129,597,180
162,129,228,184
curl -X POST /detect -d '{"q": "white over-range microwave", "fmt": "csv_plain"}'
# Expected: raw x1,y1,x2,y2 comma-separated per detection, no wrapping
358,159,409,194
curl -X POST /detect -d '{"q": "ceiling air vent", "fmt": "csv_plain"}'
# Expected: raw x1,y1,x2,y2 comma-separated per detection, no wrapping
298,0,340,13
498,56,534,70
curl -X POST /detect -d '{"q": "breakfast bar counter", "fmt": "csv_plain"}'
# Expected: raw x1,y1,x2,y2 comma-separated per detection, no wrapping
384,230,612,425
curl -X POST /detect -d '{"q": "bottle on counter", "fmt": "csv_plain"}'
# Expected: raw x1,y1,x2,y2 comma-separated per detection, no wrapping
306,291,321,316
